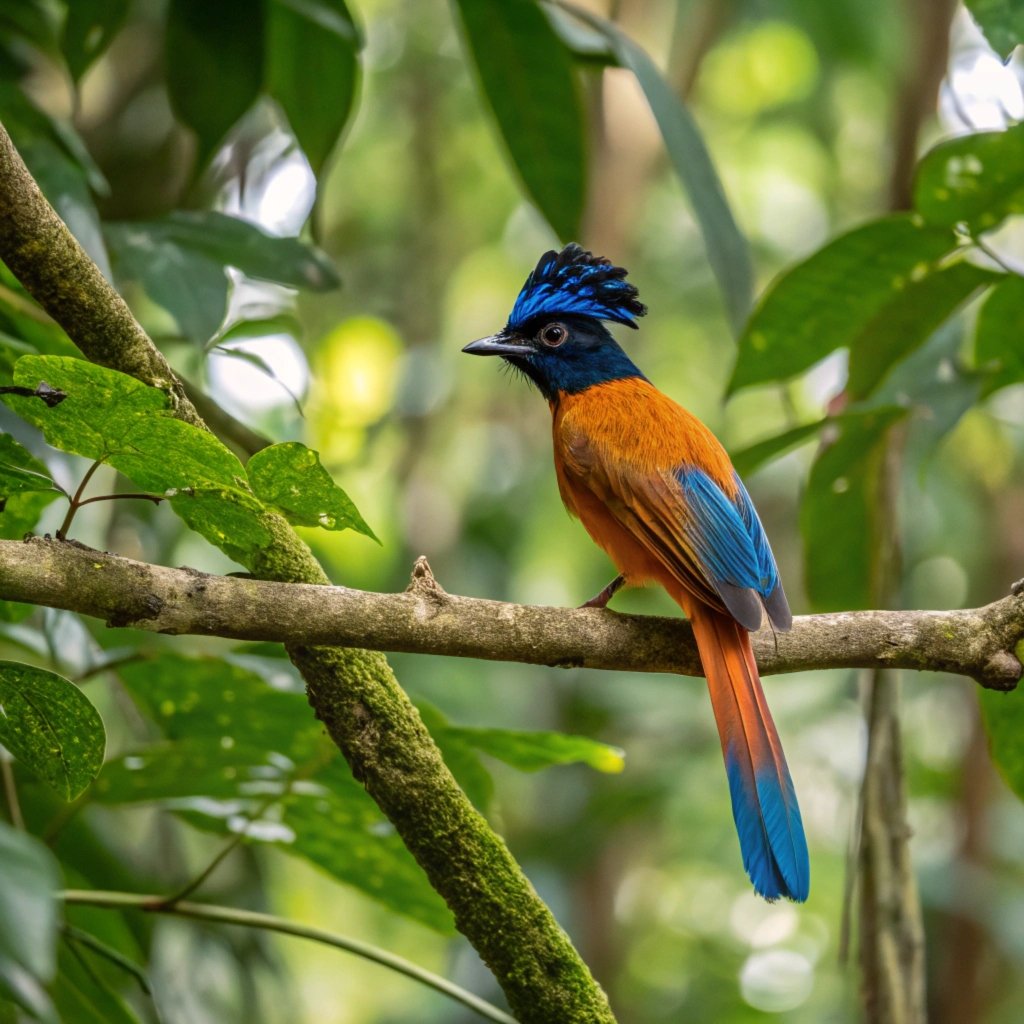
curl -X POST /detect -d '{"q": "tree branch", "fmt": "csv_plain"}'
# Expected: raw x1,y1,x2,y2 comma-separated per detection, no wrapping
1,539,1020,690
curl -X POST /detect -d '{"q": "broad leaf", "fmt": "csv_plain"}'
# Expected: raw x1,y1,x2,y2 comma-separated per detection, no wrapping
964,0,1024,58
6,356,272,562
732,419,829,478
981,684,1024,804
165,0,264,164
0,434,59,499
914,123,1024,233
731,216,958,393
53,945,143,1024
61,0,130,81
247,442,377,540
974,272,1024,392
98,655,452,931
0,661,106,799
267,0,360,174
0,492,60,541
847,262,998,399
105,224,229,345
453,0,586,241
127,212,339,291
800,407,908,611
0,822,61,984
563,5,753,334
453,726,625,774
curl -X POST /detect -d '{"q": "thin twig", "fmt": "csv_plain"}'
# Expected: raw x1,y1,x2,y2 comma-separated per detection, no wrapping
63,924,152,996
59,889,518,1024
76,493,164,508
56,459,104,540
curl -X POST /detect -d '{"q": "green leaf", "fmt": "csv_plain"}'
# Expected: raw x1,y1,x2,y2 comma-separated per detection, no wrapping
847,262,998,399
964,0,1024,58
563,5,753,335
131,212,339,291
247,442,378,540
104,224,229,345
53,945,143,1024
0,662,106,799
453,0,586,241
981,685,1024,804
267,0,360,175
914,123,1024,233
974,272,1024,392
165,0,265,164
731,419,829,478
0,821,62,982
98,655,452,931
0,955,57,1024
6,356,272,562
452,726,625,774
731,216,958,393
800,407,908,611
61,0,130,81
0,434,58,499
0,491,61,541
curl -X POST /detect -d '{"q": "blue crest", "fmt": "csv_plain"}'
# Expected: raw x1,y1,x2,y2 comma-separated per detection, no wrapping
508,244,647,330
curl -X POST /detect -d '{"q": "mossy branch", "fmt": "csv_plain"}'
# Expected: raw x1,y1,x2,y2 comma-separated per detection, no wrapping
0,540,1020,690
0,120,615,1024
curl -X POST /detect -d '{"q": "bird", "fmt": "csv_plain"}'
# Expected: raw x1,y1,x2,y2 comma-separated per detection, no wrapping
463,243,809,902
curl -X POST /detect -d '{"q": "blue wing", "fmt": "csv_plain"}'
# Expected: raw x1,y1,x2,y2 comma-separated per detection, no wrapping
677,468,790,632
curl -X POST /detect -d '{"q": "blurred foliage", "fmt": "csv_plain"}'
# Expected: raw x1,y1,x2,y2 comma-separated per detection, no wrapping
1,1,1024,1023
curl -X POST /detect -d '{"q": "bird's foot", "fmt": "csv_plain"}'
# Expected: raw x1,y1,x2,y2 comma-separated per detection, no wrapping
579,575,625,609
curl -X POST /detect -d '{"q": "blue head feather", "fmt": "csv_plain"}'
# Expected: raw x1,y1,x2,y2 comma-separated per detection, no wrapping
508,244,647,331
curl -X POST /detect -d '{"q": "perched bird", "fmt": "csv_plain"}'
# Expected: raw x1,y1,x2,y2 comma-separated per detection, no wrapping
463,244,809,901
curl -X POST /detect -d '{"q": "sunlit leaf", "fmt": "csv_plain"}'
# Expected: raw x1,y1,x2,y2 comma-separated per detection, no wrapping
0,821,62,986
5,356,272,562
0,661,106,799
267,0,360,174
847,262,998,399
800,407,908,611
453,0,586,242
974,273,1024,392
731,216,958,393
61,0,130,81
454,726,626,774
165,0,264,163
964,0,1024,58
562,5,753,334
914,123,1024,233
247,442,378,541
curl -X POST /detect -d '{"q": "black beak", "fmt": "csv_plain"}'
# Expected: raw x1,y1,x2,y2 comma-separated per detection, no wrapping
462,334,533,357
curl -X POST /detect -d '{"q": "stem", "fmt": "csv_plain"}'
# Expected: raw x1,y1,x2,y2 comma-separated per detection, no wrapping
63,924,152,995
58,890,518,1024
56,459,104,541
76,493,164,508
0,756,24,830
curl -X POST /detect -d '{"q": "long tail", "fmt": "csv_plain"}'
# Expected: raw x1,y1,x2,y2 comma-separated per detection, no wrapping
688,603,809,901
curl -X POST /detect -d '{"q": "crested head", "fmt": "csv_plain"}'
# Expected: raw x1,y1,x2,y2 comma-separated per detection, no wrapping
508,244,648,331
463,244,648,402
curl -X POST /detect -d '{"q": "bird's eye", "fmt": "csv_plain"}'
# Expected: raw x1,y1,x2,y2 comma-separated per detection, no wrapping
540,323,567,347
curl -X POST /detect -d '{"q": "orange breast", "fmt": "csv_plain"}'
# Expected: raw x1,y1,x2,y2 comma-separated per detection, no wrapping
549,377,736,586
